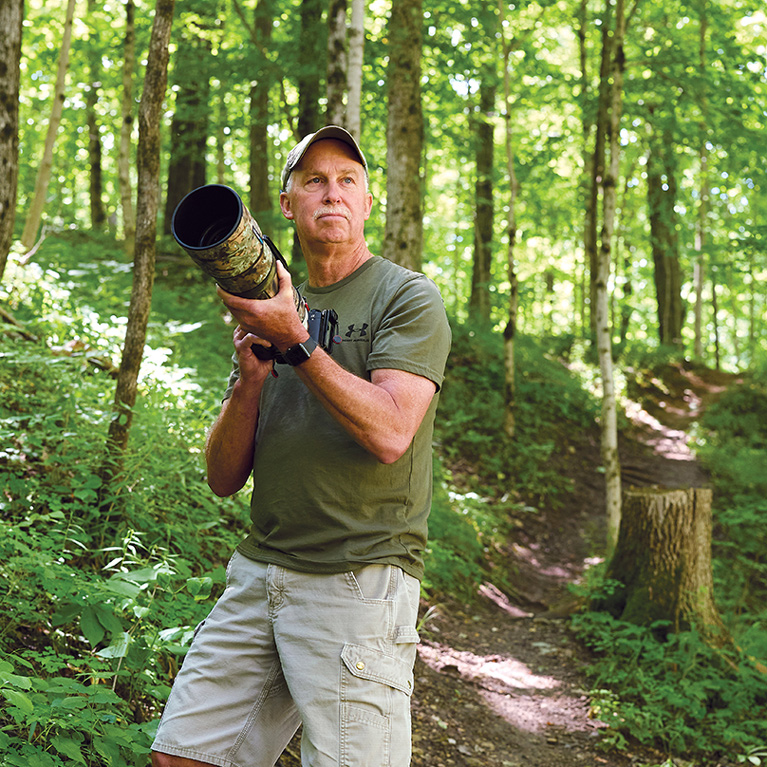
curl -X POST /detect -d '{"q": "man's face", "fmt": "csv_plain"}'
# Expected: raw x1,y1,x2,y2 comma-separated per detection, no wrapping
279,139,373,248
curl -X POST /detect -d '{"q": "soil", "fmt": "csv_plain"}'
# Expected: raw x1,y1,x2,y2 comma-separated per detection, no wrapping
277,361,741,767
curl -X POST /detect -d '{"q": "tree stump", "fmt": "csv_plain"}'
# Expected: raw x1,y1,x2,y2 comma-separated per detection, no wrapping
595,487,727,642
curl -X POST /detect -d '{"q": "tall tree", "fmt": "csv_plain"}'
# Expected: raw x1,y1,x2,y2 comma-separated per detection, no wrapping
469,73,495,324
647,110,683,347
497,0,520,439
163,4,214,235
86,0,107,231
246,0,275,221
326,0,348,126
382,0,424,271
0,0,24,282
20,0,77,251
346,0,365,139
118,0,137,257
104,0,176,478
693,1,710,359
595,0,629,551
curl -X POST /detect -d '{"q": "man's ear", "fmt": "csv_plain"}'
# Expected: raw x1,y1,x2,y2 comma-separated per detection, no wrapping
279,192,294,220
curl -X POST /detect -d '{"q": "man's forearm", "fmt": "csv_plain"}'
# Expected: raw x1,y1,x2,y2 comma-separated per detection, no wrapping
205,378,262,496
294,349,436,465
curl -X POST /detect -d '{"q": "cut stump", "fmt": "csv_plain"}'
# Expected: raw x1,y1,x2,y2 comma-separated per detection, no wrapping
595,486,727,642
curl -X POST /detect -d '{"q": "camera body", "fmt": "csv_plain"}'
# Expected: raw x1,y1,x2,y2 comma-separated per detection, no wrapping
172,184,340,363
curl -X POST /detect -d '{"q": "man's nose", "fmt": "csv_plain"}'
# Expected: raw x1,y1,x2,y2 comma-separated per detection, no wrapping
324,180,343,203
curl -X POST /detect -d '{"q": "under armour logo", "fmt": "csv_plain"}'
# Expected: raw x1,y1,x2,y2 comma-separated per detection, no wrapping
345,323,368,339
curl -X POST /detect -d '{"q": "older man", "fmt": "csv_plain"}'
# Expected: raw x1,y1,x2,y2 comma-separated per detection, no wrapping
151,126,451,767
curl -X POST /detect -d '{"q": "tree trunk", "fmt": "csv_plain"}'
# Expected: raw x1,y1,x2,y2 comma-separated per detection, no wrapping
0,0,24,282
596,0,626,552
248,0,274,222
292,0,324,264
382,0,424,272
597,487,727,642
693,4,709,360
647,115,683,348
469,75,495,324
584,0,612,340
104,0,175,474
118,0,137,258
163,11,212,235
326,0,347,126
86,0,106,231
346,0,365,140
20,0,77,251
497,0,519,440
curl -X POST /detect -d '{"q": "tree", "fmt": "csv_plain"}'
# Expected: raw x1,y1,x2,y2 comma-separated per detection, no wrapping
497,0,520,439
246,0,276,221
647,109,683,348
104,0,176,479
162,3,214,235
20,0,77,251
346,0,365,139
382,0,424,272
326,0,347,126
86,0,107,231
595,0,629,551
469,72,495,324
0,0,24,282
118,0,137,257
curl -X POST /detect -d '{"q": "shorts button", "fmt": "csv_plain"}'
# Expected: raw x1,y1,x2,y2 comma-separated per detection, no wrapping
356,661,365,671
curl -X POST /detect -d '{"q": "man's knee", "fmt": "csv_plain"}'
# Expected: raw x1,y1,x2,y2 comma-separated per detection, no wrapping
151,751,217,767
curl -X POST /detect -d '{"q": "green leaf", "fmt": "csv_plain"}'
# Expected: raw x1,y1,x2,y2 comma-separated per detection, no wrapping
51,735,87,764
2,689,35,715
51,601,82,627
186,576,212,601
96,632,132,659
80,606,106,647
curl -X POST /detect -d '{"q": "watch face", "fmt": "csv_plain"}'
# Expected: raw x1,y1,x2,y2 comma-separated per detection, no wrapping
285,338,317,365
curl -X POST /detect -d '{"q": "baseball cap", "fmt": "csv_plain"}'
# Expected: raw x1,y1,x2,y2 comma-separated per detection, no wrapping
281,125,368,191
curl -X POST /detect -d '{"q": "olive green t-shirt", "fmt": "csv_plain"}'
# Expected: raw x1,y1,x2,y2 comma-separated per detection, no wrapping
223,256,451,580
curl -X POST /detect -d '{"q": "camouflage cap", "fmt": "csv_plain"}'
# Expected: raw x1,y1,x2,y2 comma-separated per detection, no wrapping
281,125,368,191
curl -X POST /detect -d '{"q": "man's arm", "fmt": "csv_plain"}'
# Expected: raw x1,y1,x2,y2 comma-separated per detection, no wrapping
217,262,438,465
205,326,272,496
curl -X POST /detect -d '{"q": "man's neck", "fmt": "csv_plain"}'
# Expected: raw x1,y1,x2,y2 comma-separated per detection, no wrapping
304,242,373,288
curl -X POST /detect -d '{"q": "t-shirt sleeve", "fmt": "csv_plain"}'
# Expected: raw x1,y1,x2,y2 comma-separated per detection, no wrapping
366,275,451,390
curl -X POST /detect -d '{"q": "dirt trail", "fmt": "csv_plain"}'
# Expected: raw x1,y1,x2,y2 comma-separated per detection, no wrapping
277,362,738,767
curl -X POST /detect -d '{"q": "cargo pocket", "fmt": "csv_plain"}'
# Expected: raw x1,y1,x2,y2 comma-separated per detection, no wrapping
339,643,415,767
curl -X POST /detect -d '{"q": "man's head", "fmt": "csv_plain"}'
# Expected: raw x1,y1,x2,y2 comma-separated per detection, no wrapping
279,127,373,251
281,126,368,193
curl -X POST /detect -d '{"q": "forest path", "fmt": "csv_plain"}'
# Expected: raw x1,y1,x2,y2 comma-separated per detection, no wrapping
406,362,740,767
277,362,739,767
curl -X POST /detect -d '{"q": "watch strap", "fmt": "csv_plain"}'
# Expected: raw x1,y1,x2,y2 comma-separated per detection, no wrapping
282,336,317,366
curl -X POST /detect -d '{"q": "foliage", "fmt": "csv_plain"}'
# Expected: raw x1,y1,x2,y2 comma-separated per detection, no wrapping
436,321,600,498
572,611,767,756
697,373,767,618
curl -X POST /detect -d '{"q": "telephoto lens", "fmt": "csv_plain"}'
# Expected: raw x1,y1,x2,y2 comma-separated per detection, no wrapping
172,184,302,312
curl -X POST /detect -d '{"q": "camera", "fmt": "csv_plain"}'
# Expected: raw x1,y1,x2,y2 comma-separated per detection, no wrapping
171,184,339,362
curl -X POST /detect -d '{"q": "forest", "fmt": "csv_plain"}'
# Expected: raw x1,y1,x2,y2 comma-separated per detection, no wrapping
1,0,767,765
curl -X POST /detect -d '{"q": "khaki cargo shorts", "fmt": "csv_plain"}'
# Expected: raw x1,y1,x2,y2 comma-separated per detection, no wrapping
151,552,421,767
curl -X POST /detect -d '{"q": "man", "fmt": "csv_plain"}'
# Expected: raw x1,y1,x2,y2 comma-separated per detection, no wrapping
151,126,451,767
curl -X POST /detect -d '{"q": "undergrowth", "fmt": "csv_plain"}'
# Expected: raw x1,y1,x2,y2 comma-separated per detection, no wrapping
574,360,767,761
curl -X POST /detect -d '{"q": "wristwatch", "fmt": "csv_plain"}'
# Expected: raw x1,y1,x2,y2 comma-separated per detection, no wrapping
282,337,318,366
